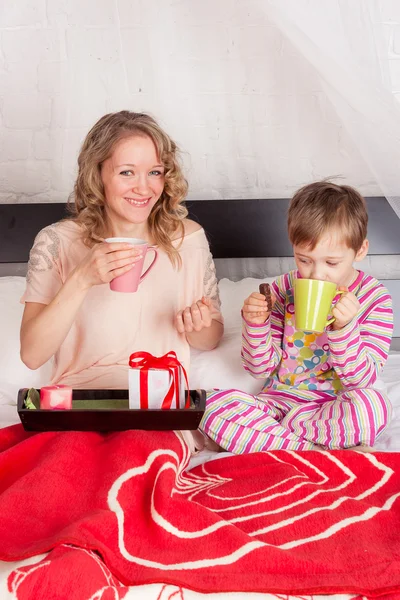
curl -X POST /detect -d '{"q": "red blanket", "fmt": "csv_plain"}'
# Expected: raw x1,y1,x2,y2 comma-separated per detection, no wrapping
1,424,400,599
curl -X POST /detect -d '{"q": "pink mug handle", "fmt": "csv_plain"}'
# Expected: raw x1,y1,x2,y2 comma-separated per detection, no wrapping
140,247,157,282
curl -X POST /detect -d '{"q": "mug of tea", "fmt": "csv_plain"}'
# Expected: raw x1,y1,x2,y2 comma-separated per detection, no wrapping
105,237,158,293
294,278,345,333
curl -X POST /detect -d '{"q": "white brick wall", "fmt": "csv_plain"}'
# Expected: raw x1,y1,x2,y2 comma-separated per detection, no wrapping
0,0,399,203
2,28,62,63
0,1,47,28
3,94,51,129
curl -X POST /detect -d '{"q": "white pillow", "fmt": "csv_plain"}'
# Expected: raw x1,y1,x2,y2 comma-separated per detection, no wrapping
0,277,52,406
190,276,276,394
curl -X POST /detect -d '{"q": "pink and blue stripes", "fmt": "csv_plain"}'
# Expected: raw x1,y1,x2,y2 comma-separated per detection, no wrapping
200,270,393,452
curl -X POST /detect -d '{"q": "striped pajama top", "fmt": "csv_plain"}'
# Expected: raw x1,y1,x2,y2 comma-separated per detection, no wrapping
241,270,393,397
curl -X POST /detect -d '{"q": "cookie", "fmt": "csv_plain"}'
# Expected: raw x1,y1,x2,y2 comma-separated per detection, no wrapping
259,282,272,311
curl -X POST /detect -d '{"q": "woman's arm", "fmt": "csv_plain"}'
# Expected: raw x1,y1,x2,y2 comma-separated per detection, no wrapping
185,319,224,351
174,220,224,350
175,296,224,351
20,241,142,370
20,273,90,369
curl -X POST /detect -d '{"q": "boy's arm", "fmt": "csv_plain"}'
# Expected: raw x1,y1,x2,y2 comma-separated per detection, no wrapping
327,290,393,387
241,281,285,379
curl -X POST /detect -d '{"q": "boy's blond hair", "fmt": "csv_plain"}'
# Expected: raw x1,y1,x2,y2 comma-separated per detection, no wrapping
288,181,368,252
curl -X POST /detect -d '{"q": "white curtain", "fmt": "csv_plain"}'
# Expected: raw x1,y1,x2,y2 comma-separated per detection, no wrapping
109,0,400,213
258,0,400,217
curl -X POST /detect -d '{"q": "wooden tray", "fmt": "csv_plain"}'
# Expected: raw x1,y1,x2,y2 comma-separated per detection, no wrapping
17,388,206,432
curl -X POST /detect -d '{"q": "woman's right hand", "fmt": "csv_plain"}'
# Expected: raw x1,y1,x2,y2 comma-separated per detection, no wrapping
72,242,143,289
242,291,276,325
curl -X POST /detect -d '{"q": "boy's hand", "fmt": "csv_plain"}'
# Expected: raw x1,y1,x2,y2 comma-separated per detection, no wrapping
242,292,276,325
175,296,212,333
331,287,360,330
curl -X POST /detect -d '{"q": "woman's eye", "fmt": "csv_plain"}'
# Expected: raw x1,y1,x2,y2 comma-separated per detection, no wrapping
327,262,338,267
149,170,164,176
120,170,133,176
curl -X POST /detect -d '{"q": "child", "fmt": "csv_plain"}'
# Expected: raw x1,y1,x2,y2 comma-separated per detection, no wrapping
200,181,393,452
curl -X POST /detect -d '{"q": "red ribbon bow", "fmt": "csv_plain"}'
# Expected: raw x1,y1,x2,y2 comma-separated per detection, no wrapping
129,351,190,409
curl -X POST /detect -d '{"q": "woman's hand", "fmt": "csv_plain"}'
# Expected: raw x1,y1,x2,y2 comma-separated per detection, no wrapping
242,291,276,325
175,296,213,333
175,297,223,351
72,242,142,289
21,241,144,369
331,287,360,330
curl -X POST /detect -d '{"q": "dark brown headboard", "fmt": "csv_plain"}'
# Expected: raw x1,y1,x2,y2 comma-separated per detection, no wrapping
1,197,400,263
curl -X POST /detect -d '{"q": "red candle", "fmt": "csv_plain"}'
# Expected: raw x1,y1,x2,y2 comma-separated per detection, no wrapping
40,385,72,410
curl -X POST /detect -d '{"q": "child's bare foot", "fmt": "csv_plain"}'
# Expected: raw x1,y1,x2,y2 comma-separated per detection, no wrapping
313,445,375,453
313,445,329,452
349,444,375,453
205,436,225,452
193,430,225,452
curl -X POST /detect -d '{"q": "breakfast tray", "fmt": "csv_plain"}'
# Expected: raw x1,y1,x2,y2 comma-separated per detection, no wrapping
17,388,206,431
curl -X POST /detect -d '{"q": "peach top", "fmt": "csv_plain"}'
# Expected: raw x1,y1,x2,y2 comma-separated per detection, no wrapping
22,220,222,389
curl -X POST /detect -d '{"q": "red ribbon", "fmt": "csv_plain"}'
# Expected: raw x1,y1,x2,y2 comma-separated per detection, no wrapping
129,351,190,409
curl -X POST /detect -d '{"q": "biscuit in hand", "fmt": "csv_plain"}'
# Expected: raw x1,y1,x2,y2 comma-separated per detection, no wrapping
259,282,272,311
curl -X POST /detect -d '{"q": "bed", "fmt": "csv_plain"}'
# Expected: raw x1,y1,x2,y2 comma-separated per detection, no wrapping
0,199,400,599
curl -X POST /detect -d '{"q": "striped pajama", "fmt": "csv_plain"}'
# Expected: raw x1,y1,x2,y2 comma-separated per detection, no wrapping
200,270,394,452
201,387,391,451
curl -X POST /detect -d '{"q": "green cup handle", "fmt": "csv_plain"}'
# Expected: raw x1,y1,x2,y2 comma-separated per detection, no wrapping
325,289,346,327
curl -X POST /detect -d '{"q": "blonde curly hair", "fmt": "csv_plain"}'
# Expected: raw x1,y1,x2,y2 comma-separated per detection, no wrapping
69,111,188,266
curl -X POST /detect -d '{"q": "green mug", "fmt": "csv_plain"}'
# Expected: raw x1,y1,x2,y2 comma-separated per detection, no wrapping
294,278,345,333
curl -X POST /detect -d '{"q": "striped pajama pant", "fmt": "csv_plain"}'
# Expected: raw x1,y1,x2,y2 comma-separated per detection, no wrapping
200,387,392,452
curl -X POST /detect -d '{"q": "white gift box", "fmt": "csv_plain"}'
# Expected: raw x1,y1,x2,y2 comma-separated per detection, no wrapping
129,365,187,410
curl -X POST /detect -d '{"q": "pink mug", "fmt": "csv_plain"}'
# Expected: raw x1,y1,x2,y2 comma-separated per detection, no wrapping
105,237,158,293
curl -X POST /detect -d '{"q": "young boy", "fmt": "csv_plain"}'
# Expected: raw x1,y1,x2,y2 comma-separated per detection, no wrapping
201,182,393,452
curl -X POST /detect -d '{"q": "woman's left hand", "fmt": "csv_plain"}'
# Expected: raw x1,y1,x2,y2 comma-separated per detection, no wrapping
331,287,360,330
175,297,213,333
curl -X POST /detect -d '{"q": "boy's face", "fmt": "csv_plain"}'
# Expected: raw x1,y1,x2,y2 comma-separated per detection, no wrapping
293,230,369,288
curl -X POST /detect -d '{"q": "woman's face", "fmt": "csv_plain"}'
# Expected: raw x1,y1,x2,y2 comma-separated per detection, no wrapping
101,135,165,230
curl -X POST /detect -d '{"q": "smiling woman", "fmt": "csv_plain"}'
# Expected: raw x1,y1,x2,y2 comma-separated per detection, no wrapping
19,111,223,389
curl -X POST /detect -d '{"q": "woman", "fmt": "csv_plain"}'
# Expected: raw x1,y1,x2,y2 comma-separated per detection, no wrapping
20,111,223,389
